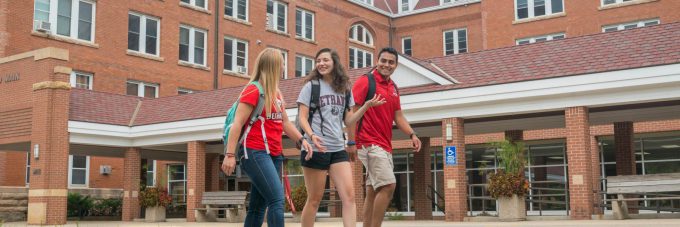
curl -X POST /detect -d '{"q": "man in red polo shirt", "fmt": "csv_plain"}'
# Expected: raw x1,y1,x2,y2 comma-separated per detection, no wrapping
349,47,421,227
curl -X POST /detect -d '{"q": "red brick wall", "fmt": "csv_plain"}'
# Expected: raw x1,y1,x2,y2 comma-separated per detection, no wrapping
564,107,594,219
122,148,141,221
0,152,28,186
442,118,467,221
186,141,206,222
88,156,124,189
413,137,432,220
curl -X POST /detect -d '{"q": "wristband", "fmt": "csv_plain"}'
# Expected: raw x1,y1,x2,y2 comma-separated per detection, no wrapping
409,132,417,139
225,153,236,158
346,141,356,146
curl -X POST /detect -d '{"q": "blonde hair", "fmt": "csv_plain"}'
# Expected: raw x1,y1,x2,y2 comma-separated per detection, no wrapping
250,48,283,116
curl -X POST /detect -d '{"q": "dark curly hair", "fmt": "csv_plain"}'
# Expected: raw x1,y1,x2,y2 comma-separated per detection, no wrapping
303,48,350,93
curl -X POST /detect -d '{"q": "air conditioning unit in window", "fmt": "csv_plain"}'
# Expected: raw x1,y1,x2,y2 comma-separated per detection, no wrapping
237,66,248,74
33,20,51,33
100,165,112,175
265,14,274,30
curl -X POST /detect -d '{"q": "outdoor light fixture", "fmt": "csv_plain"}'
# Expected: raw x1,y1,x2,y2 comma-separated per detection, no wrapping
33,144,39,160
446,123,452,141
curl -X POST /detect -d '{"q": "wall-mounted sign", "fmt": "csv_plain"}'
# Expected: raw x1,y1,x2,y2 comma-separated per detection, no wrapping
0,72,20,84
446,146,457,166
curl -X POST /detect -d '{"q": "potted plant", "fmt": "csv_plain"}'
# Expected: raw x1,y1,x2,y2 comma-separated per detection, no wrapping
285,184,307,222
139,185,172,222
486,139,529,221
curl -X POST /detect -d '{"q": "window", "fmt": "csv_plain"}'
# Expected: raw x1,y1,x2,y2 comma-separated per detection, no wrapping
180,0,207,9
516,0,563,20
128,12,160,56
68,155,89,188
266,0,287,33
516,33,565,45
602,0,633,5
295,55,313,77
70,71,93,89
177,88,195,95
348,47,373,69
295,8,314,40
400,0,412,12
26,153,31,185
224,37,248,74
402,37,412,56
145,160,156,187
441,0,459,4
603,19,660,32
179,25,207,66
168,164,187,204
280,50,288,79
33,0,96,42
443,28,467,55
127,81,159,98
355,0,373,4
225,0,248,21
349,24,373,46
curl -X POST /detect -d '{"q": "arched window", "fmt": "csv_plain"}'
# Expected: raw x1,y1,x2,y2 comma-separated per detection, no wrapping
349,24,373,46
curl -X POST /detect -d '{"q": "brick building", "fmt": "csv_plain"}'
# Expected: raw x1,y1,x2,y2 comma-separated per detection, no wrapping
1,0,680,225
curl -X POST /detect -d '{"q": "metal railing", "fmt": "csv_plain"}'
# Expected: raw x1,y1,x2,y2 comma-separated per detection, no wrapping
427,185,445,213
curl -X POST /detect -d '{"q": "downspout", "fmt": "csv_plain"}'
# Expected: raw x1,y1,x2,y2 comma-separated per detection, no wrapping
213,0,220,90
389,17,394,48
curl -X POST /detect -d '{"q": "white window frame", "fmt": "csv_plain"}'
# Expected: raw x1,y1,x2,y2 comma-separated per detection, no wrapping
601,0,633,6
177,88,195,95
349,24,373,46
128,12,161,56
127,80,159,98
225,0,248,21
441,0,458,5
168,164,187,205
179,25,208,66
515,0,564,20
223,36,248,74
68,155,90,188
516,33,565,45
295,8,314,41
70,71,93,90
348,47,373,69
399,0,416,13
266,0,288,33
602,19,660,33
33,0,97,42
180,0,208,9
295,55,314,78
443,28,467,56
146,160,157,187
26,153,31,186
280,50,289,79
402,37,412,56
355,0,373,4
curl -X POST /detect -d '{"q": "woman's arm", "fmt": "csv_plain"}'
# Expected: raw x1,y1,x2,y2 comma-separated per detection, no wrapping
221,102,253,176
282,108,315,159
298,104,326,151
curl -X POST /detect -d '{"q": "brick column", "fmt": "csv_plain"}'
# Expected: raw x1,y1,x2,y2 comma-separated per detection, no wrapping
443,118,467,221
187,141,206,222
565,107,594,220
205,153,220,192
328,180,341,217
351,158,365,221
505,130,523,142
614,121,638,214
413,137,433,220
122,148,141,221
591,136,603,215
27,67,71,225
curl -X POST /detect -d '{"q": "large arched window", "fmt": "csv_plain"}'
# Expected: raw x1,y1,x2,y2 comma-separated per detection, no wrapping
349,24,373,46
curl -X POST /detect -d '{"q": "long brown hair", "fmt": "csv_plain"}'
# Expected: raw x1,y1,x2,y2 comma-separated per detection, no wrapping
250,48,283,116
303,48,350,93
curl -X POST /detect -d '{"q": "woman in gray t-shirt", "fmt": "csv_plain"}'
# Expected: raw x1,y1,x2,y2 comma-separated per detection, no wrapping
296,48,384,227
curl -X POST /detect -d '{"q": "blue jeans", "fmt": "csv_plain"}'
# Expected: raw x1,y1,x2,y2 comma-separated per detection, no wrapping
239,147,284,227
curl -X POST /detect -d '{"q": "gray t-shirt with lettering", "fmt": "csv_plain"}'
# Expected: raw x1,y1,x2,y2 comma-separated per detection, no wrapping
297,80,355,152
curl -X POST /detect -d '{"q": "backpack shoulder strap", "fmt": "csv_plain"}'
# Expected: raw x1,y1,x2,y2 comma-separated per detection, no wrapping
249,81,266,124
309,79,325,136
365,72,376,102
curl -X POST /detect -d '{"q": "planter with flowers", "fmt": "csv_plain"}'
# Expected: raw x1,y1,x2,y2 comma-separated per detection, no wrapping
486,139,529,221
139,186,172,222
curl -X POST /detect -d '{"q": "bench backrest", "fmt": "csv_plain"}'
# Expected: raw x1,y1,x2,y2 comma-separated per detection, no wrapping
607,173,680,194
201,191,248,205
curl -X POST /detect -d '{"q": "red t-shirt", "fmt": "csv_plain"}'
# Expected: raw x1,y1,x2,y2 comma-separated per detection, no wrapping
352,70,401,153
239,84,283,156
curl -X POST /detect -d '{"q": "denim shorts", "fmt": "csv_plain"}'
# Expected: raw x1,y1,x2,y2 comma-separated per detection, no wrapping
300,150,349,170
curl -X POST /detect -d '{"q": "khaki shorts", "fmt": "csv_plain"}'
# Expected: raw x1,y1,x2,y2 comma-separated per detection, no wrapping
358,145,396,189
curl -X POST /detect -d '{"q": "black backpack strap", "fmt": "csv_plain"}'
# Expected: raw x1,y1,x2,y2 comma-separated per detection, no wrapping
308,79,325,136
357,69,376,135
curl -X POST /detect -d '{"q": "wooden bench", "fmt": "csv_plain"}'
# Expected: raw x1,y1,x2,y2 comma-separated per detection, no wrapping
605,173,680,220
194,191,248,222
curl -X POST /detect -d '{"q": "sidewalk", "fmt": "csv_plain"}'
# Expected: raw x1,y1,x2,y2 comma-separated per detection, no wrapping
4,219,680,227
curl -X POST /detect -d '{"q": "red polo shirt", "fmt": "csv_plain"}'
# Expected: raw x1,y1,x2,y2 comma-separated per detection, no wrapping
352,70,401,153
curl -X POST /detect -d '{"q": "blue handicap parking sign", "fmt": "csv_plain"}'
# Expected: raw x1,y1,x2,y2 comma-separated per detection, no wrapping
446,146,457,166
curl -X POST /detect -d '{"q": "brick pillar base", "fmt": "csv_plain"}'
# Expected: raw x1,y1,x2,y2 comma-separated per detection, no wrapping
206,153,220,192
351,159,365,222
591,136,603,215
414,137,432,220
565,107,594,220
27,70,71,225
187,141,206,222
443,118,467,221
614,121,638,214
122,148,141,221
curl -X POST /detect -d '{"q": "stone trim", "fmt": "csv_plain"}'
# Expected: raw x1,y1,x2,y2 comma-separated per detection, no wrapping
53,66,72,75
513,12,567,25
32,81,71,91
599,0,659,10
0,47,69,64
28,189,68,197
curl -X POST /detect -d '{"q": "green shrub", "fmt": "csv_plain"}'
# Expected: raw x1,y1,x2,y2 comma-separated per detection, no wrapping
90,198,122,216
67,193,94,219
139,186,172,208
285,184,307,213
486,139,529,199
